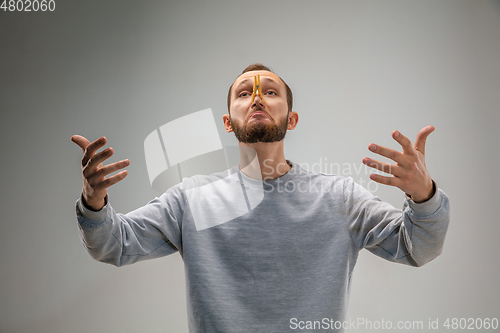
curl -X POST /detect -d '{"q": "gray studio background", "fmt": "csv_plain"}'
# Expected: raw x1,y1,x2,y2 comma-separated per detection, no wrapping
1,0,499,332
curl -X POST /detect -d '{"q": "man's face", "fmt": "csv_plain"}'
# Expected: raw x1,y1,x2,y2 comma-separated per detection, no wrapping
226,70,290,143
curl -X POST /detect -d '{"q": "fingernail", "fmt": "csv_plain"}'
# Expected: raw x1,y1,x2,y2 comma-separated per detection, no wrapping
369,144,377,152
394,131,400,138
363,157,371,164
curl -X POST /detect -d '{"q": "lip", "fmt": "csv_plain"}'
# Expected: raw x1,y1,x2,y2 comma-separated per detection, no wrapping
249,111,269,119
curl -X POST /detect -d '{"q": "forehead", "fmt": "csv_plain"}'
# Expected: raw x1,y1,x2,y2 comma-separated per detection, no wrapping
232,70,285,90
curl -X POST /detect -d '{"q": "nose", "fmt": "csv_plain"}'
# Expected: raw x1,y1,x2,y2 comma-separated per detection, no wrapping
250,75,265,106
252,91,264,106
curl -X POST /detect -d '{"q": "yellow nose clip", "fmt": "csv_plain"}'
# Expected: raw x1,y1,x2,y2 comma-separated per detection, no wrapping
250,74,264,104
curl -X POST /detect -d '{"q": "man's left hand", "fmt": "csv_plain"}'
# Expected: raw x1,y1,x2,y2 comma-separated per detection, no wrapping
362,126,435,203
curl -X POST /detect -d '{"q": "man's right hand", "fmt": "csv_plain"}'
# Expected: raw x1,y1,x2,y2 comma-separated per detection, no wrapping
71,135,130,211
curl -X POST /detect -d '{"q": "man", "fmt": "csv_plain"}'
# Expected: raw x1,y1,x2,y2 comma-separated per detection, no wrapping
72,64,450,332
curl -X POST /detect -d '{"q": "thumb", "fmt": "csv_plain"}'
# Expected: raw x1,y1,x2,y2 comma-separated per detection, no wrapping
71,135,90,152
414,125,435,155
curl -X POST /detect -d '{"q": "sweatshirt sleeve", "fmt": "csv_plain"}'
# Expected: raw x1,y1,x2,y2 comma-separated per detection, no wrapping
75,184,185,267
344,177,450,267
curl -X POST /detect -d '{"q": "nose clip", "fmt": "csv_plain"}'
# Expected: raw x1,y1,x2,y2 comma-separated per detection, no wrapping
250,75,264,104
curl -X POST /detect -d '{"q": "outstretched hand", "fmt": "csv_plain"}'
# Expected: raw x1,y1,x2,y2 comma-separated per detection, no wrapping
71,135,130,210
362,126,435,203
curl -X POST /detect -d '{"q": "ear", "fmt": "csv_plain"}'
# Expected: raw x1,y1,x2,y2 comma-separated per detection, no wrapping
223,114,233,133
287,111,299,130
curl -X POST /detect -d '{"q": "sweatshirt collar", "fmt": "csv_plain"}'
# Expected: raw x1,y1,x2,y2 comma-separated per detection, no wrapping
230,160,299,187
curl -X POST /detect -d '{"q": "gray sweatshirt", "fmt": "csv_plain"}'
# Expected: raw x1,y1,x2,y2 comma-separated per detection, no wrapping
76,161,450,332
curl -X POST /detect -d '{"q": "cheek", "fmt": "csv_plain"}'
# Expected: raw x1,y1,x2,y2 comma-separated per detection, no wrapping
228,108,244,123
269,98,289,113
230,98,250,114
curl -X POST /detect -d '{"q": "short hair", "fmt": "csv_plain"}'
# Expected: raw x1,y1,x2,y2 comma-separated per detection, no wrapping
227,63,293,113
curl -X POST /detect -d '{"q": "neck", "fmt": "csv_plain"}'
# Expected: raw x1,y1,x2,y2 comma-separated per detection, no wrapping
238,141,291,181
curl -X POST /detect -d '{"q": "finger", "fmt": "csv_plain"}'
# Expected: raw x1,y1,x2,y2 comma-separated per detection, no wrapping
362,157,401,176
71,135,90,151
414,125,435,155
96,170,129,190
392,130,414,155
369,173,400,187
368,143,408,165
82,137,107,166
83,147,115,176
88,159,130,181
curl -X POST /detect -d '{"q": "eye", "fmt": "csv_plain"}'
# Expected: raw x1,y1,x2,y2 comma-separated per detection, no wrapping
266,91,277,96
239,92,250,97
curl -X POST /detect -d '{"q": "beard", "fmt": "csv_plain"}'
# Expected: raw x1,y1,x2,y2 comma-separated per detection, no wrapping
230,112,289,143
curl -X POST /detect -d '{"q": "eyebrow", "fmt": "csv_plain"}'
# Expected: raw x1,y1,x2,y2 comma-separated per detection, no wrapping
234,77,280,90
261,77,280,86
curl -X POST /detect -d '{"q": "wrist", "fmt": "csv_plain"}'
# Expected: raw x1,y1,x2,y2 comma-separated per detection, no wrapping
82,194,106,211
409,180,436,203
